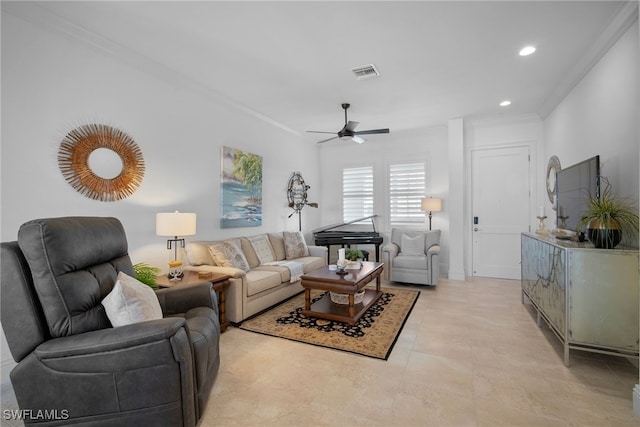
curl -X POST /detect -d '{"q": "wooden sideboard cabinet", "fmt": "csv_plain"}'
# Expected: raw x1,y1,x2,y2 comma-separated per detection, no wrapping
521,232,639,366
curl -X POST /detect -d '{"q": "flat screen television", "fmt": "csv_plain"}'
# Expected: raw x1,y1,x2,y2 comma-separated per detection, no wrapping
555,155,600,232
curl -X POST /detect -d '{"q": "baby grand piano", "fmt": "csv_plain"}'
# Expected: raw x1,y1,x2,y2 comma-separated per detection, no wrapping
313,215,383,264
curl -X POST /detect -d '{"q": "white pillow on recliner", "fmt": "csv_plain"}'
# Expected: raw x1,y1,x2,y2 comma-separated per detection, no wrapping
103,272,163,327
401,233,425,256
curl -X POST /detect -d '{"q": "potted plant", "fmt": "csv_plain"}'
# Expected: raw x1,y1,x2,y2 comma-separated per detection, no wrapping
577,178,639,249
133,263,161,289
345,248,364,261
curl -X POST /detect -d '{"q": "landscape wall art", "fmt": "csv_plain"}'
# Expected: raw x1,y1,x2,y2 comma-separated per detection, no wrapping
220,146,263,228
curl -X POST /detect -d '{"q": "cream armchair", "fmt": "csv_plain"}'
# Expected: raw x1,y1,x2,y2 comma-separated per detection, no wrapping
382,228,441,286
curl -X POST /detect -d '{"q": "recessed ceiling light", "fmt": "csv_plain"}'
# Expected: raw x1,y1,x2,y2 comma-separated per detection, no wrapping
519,46,536,56
500,100,512,107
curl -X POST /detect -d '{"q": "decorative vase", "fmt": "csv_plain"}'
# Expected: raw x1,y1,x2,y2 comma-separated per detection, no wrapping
587,218,622,249
168,260,184,281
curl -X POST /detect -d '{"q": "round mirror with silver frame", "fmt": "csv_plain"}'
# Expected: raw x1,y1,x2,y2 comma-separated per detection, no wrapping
546,155,561,207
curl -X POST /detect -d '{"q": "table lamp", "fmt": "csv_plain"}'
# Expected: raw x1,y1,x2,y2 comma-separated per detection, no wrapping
421,197,442,231
156,211,196,280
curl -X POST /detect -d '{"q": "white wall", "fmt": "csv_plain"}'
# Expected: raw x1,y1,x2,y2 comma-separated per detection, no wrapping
1,9,319,384
1,11,321,253
544,21,639,226
544,19,639,412
318,125,450,273
316,115,546,280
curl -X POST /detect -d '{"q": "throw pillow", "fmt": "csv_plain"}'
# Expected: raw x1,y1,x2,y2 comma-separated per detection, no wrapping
283,231,309,259
102,272,163,327
185,242,216,266
248,234,276,264
208,241,251,271
268,233,287,261
240,237,260,269
401,233,425,256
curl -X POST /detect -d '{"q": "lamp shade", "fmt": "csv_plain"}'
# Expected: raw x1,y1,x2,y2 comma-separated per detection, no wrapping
421,197,442,212
156,212,196,237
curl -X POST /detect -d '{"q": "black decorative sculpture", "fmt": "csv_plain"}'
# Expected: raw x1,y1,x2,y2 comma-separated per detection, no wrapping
287,171,318,231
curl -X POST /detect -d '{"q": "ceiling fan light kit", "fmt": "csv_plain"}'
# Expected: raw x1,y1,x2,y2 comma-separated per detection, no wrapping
307,103,389,144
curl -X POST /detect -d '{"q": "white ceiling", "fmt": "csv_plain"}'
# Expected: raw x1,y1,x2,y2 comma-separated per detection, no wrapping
11,1,637,143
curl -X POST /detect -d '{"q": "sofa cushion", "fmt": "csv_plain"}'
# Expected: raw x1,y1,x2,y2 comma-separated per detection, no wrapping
393,254,429,270
401,233,425,255
254,265,290,283
102,272,163,327
208,242,250,272
245,270,283,297
296,256,326,273
185,242,217,266
254,255,324,283
240,237,260,269
268,233,287,261
248,234,275,264
283,231,309,259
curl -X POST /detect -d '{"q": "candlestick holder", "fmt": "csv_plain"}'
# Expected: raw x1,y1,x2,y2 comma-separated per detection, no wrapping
536,216,548,235
557,215,568,229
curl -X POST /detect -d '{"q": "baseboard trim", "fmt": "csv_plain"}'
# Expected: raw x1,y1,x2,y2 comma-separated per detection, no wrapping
448,270,466,281
633,384,640,417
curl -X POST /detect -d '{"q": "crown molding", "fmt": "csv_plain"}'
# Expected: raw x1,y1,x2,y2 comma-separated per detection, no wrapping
465,113,542,130
2,2,302,137
538,1,639,119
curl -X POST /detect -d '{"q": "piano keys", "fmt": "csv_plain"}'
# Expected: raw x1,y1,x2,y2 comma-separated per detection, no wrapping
312,215,383,264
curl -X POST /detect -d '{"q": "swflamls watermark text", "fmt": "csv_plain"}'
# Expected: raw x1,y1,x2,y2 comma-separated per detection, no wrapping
3,409,70,421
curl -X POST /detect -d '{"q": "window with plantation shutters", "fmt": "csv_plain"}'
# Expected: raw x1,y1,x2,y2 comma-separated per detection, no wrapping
342,166,374,223
389,162,426,225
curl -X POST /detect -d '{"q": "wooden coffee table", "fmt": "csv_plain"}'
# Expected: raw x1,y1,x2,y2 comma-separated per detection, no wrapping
300,261,384,325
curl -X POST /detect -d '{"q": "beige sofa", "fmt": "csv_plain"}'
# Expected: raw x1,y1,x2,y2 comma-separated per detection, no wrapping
184,231,327,323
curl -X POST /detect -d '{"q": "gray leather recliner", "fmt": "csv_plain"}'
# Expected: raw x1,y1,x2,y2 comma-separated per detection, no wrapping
1,217,220,426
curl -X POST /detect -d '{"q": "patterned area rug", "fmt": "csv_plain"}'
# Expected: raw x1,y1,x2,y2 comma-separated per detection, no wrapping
239,287,420,360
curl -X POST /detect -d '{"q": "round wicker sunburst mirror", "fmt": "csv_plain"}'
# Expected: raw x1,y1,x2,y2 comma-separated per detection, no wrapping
58,124,145,202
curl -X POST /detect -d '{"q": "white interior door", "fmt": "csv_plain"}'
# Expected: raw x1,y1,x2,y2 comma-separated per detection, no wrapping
472,146,531,279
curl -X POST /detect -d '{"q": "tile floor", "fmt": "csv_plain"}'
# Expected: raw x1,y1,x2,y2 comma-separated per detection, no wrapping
2,277,639,426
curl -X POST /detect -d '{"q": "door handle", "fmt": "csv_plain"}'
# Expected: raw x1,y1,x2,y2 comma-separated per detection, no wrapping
474,227,479,232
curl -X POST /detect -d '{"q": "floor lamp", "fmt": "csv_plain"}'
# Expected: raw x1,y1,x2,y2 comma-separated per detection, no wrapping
421,197,442,231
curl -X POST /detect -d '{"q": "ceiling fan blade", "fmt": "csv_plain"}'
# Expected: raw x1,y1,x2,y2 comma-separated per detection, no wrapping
345,121,359,132
316,136,338,144
354,128,390,136
310,104,385,144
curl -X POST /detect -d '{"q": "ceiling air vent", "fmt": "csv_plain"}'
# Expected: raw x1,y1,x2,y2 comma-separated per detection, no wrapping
352,64,380,80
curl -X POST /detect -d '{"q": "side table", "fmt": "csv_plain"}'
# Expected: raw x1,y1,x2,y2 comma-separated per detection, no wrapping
156,270,231,332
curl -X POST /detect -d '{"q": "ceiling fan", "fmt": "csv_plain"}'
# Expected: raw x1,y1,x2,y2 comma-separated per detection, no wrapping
307,103,390,144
